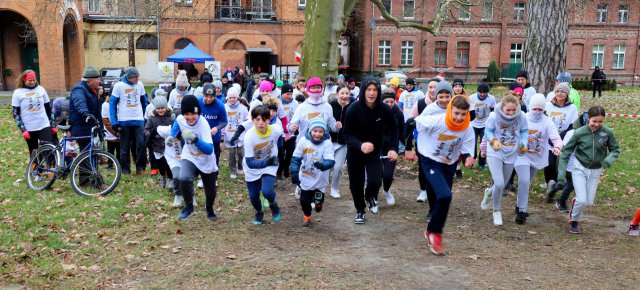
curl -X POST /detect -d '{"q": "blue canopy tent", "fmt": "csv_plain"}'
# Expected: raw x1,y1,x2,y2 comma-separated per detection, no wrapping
166,43,214,63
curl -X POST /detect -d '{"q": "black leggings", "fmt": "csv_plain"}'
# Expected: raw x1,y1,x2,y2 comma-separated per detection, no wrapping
382,158,396,192
347,151,382,213
300,189,323,216
544,153,559,183
156,156,173,179
25,127,53,155
278,136,296,177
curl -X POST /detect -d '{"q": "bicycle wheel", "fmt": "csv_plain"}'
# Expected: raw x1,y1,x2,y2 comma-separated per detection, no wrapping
26,144,60,191
70,150,121,197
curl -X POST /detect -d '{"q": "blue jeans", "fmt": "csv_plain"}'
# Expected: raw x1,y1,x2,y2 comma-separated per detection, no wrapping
119,125,146,173
246,175,277,212
421,156,456,234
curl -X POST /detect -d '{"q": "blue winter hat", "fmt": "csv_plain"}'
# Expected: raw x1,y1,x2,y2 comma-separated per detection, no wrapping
308,117,327,134
556,71,572,84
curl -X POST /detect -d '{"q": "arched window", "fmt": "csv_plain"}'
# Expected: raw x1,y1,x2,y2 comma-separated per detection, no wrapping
174,37,192,49
100,33,128,50
136,34,158,49
223,39,246,50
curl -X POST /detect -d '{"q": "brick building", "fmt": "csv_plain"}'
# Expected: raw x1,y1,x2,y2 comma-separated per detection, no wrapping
0,1,84,95
357,0,640,85
159,0,306,77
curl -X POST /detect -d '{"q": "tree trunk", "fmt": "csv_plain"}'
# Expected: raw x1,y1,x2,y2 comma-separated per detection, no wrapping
300,0,356,78
523,0,570,94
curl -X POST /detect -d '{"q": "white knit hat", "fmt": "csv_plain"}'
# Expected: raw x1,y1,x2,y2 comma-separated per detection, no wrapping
176,70,189,87
529,93,546,110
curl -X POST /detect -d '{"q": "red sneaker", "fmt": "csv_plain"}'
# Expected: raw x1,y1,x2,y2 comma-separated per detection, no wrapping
424,231,444,255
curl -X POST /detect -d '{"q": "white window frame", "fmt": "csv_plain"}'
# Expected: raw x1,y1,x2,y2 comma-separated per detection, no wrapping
510,43,523,64
514,2,525,21
481,1,493,21
613,45,625,69
596,4,608,23
378,40,391,65
403,0,415,19
618,5,629,23
592,45,605,68
88,0,100,12
380,0,392,19
298,0,306,8
459,4,470,21
401,41,414,66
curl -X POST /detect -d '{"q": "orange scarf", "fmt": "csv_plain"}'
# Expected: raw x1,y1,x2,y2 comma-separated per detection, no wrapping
445,95,470,132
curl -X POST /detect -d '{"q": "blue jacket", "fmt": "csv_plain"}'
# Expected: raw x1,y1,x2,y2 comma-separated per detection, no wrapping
109,76,148,127
198,98,228,142
69,81,102,137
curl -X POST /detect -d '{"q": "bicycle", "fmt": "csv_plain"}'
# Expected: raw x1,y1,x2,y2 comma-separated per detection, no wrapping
25,116,122,196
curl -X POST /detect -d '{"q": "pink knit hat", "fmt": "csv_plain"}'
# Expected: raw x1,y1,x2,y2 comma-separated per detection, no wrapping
305,77,323,91
259,80,274,92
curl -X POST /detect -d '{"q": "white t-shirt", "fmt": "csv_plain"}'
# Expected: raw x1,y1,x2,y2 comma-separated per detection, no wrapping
420,102,447,117
101,102,118,141
292,136,335,191
11,86,50,131
398,89,426,121
292,88,305,100
248,98,286,119
563,129,577,172
415,114,474,165
544,102,578,133
157,125,182,169
176,115,218,174
485,112,528,164
289,101,336,142
522,86,537,110
242,125,284,182
168,87,195,113
323,86,337,102
223,102,249,148
514,114,561,169
349,86,360,100
469,93,496,128
280,98,298,122
111,80,146,122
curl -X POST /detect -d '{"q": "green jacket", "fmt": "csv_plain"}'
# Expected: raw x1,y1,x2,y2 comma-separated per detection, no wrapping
558,124,620,184
569,88,581,112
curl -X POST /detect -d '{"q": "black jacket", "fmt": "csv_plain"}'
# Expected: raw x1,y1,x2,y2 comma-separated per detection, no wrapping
144,109,174,153
387,104,405,150
329,99,352,145
343,78,398,157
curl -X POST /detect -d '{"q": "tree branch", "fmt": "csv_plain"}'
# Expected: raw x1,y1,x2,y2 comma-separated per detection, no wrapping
369,0,468,34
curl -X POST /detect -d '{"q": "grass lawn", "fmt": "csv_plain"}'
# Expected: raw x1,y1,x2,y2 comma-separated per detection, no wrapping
0,92,639,288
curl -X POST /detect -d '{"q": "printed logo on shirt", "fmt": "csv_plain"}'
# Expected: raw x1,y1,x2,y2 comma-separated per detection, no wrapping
527,129,543,153
599,131,608,143
498,121,519,147
301,147,320,178
26,93,43,112
433,133,462,163
307,112,321,120
475,103,489,120
253,140,275,160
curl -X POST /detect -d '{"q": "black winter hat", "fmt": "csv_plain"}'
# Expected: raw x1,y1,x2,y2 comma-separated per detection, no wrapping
405,78,416,85
295,94,306,103
477,82,490,93
453,78,464,87
181,95,201,115
281,83,294,94
517,70,528,79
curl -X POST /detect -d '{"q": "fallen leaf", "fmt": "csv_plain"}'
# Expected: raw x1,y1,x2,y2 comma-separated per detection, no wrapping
525,277,533,281
171,247,181,254
62,263,77,271
142,266,148,271
160,245,170,249
527,230,537,235
0,198,12,205
467,254,480,260
226,254,237,260
126,240,139,245
176,229,183,235
124,254,135,262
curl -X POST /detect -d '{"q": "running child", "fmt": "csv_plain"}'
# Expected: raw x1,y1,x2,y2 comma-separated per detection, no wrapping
156,125,184,207
557,105,620,234
328,83,352,199
223,87,248,179
381,88,405,206
144,96,174,188
277,83,297,180
290,117,335,227
469,83,495,169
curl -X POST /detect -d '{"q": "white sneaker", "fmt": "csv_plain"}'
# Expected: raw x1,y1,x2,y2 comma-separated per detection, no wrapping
294,186,301,199
197,177,204,188
368,197,379,214
383,190,395,206
172,195,182,207
480,187,492,210
416,190,427,202
166,179,174,189
230,174,237,179
330,188,341,199
311,202,316,210
192,199,198,207
493,211,503,226
539,183,548,189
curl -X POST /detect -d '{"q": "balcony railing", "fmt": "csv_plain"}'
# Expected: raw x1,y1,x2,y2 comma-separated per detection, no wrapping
214,5,277,22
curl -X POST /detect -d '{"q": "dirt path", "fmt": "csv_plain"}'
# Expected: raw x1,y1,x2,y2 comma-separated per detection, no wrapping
88,162,638,289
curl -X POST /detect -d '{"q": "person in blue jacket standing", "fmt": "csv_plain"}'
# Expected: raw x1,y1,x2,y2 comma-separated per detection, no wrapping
199,84,228,166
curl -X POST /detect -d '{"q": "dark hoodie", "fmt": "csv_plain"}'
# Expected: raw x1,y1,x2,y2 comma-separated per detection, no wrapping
343,78,398,157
